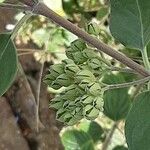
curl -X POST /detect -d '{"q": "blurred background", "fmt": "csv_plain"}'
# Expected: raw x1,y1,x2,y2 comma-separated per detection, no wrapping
0,0,143,149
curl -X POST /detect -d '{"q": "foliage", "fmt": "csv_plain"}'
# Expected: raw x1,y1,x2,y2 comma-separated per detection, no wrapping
0,33,17,96
1,0,150,149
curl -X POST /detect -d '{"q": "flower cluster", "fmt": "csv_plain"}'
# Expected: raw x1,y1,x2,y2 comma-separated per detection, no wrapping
45,23,106,125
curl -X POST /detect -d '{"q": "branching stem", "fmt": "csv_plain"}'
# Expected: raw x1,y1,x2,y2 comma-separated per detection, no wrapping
103,76,150,90
2,0,150,77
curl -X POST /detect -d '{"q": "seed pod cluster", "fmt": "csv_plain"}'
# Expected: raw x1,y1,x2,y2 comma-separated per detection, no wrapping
45,23,106,125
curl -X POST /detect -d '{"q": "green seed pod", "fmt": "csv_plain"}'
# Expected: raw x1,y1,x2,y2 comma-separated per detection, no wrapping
65,48,74,60
75,70,96,83
56,108,67,122
62,59,75,65
87,58,101,70
78,79,92,90
71,39,86,51
86,82,101,96
72,51,87,64
63,101,69,110
44,78,53,86
82,48,98,59
44,74,55,81
64,114,81,125
44,73,56,86
85,22,100,36
93,96,104,111
55,74,73,87
80,95,94,104
50,64,65,78
68,101,76,110
83,105,99,120
50,81,62,90
65,64,80,77
74,97,81,104
63,85,81,101
49,97,63,109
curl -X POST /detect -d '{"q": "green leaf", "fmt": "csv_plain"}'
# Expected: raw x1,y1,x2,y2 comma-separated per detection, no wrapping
113,145,128,150
103,74,131,121
78,121,105,143
110,0,150,51
0,33,17,96
61,129,95,150
125,91,150,150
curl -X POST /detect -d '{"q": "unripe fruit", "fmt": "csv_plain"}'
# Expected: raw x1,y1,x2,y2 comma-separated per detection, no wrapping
65,64,80,77
86,82,101,96
75,70,96,83
70,39,86,51
55,74,73,87
85,22,100,36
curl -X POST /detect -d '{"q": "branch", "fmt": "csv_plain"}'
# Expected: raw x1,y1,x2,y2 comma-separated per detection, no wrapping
102,122,119,150
0,3,32,11
104,75,150,90
15,1,150,77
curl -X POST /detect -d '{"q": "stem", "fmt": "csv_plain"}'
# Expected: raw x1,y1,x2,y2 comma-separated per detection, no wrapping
0,3,32,11
102,122,119,150
17,1,150,77
141,47,150,89
11,13,32,40
104,75,150,90
36,63,44,132
107,66,137,74
142,47,150,70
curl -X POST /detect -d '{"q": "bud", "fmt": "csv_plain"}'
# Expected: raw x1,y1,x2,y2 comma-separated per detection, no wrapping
83,105,99,120
68,101,76,110
63,85,81,101
87,58,101,70
65,64,80,77
82,48,98,59
72,51,87,64
50,81,62,90
74,97,81,104
75,70,96,83
44,73,56,86
49,97,63,109
56,108,67,122
64,113,81,125
62,59,75,65
78,79,91,90
55,73,73,87
93,96,104,111
86,82,101,96
70,39,86,51
63,101,70,110
85,22,100,36
81,95,94,104
66,48,74,60
50,64,65,78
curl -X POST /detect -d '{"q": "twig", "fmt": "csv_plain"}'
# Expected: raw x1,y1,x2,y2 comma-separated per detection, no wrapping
36,63,44,132
10,0,149,77
102,122,119,150
0,3,32,11
104,76,150,90
108,66,137,74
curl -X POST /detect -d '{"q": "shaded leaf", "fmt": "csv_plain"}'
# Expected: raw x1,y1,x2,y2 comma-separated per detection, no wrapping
0,33,17,96
125,91,150,150
61,129,95,150
103,74,131,121
78,120,105,143
110,0,150,51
